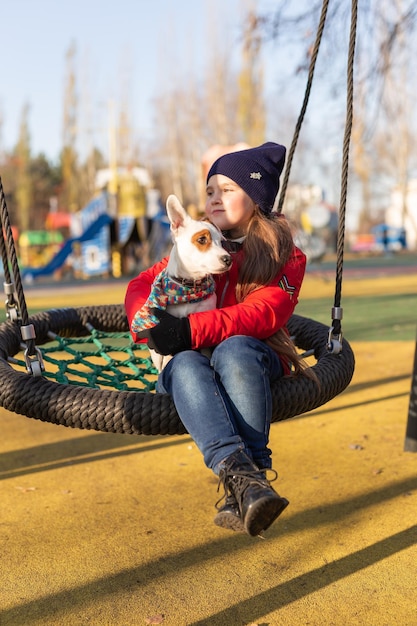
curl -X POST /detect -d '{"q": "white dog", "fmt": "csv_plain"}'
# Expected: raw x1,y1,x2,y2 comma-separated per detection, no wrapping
131,194,232,371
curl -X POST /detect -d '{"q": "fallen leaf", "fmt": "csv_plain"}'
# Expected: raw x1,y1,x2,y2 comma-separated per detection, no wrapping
145,615,164,624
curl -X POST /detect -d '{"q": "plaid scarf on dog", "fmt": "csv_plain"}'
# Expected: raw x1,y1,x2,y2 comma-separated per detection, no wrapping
131,268,215,332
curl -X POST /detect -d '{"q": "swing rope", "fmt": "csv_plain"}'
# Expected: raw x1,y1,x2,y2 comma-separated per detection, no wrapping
0,178,41,371
277,0,358,351
332,0,358,340
0,179,24,324
277,0,330,213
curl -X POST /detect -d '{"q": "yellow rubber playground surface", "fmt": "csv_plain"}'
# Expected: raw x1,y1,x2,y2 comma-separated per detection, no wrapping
1,271,416,625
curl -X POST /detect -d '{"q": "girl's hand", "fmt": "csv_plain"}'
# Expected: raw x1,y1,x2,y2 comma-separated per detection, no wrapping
147,309,191,355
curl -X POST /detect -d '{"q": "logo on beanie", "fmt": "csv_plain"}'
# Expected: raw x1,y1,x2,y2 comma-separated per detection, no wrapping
250,172,262,180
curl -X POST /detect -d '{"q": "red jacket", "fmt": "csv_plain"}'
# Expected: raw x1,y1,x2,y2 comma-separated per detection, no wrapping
125,245,306,374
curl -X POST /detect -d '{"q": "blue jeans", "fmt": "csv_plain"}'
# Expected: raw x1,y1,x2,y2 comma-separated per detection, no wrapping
157,335,284,475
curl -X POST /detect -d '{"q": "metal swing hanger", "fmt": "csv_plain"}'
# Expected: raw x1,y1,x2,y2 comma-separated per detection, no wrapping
0,178,44,375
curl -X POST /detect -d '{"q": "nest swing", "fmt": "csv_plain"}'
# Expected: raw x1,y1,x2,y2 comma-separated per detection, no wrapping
0,0,356,436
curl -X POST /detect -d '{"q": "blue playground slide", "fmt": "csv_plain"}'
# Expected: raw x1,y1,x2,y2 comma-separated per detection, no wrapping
22,213,113,281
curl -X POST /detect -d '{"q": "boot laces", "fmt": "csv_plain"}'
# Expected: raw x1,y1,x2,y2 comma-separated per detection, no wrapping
215,467,278,510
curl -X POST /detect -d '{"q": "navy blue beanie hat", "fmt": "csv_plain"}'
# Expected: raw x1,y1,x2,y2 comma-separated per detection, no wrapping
206,141,286,215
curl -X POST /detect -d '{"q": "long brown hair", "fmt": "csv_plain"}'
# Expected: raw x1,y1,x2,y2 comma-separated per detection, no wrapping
235,209,315,378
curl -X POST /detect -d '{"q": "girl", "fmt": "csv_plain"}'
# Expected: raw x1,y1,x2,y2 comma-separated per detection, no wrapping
125,142,308,537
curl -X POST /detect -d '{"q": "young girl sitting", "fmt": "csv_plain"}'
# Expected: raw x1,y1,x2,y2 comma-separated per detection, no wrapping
125,142,309,537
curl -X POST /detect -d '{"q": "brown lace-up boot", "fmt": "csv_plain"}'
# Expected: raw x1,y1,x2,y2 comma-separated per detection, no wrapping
214,493,245,532
215,450,289,536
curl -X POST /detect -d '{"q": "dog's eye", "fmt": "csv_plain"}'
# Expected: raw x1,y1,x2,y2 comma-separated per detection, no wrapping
192,229,212,248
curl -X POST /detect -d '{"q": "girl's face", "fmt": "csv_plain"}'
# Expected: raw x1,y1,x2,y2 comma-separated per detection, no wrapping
205,174,256,238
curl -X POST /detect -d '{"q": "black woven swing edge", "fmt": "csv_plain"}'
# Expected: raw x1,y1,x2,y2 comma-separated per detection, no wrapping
0,304,355,436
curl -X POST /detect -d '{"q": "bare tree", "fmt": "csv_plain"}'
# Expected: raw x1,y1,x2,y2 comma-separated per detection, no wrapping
14,103,33,232
238,9,265,146
61,42,80,212
257,1,417,233
373,0,417,239
148,3,265,208
351,75,373,232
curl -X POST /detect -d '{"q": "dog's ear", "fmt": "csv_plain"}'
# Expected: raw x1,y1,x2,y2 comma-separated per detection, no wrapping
166,194,190,232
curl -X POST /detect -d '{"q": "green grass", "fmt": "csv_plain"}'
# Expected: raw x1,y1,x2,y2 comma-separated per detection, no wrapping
296,292,417,342
1,282,416,343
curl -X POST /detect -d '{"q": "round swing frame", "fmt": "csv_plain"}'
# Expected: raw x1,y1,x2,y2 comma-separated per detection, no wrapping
0,305,355,434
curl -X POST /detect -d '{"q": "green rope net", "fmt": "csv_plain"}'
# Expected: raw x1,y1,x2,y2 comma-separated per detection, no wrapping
9,326,158,392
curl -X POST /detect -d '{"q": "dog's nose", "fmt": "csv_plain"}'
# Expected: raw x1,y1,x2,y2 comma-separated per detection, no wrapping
222,254,232,267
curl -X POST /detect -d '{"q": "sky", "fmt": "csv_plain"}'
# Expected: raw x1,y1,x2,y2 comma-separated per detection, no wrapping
0,0,277,162
1,0,356,223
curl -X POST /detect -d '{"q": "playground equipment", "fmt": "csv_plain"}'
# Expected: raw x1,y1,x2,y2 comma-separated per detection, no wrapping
21,212,113,281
